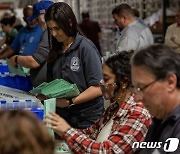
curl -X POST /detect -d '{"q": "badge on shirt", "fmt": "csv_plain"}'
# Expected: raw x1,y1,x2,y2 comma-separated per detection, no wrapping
70,57,80,71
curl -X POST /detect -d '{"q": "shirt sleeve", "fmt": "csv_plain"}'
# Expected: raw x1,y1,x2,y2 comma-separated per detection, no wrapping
80,39,103,86
32,30,49,65
63,104,151,154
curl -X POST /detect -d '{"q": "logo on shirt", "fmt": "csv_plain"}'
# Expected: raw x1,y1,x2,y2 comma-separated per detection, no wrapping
132,138,179,152
70,57,80,71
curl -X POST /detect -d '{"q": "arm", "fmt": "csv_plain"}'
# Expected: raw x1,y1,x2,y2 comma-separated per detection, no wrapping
0,37,6,46
9,55,40,68
0,46,14,59
9,30,49,68
71,86,102,104
165,26,178,48
45,102,151,154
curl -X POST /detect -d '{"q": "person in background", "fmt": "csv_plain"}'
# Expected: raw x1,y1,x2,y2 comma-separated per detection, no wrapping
165,10,180,53
132,8,147,27
131,44,180,154
0,110,54,154
79,11,102,56
45,51,151,154
9,0,54,87
0,5,43,59
43,2,104,129
0,14,18,46
112,3,153,53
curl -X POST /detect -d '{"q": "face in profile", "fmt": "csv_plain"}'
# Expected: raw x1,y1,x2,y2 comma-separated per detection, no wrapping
101,64,117,100
23,7,37,28
131,65,169,119
113,14,125,30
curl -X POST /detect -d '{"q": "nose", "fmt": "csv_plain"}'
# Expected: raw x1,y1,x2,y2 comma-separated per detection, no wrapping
51,29,57,37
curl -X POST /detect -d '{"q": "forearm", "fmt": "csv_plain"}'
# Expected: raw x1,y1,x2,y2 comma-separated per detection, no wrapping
0,47,14,59
17,55,40,68
73,86,102,105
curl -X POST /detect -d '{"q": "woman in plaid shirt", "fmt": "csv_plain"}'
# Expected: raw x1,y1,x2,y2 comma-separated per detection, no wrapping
45,51,152,154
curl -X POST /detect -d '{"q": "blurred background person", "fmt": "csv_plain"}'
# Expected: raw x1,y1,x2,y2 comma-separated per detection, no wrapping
0,14,18,47
165,10,180,54
131,44,180,154
45,51,151,154
0,5,43,59
79,11,102,56
112,3,154,53
0,110,54,154
44,2,104,129
9,0,54,87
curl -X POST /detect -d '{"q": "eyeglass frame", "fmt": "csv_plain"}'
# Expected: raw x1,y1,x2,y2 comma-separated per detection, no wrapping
132,78,160,96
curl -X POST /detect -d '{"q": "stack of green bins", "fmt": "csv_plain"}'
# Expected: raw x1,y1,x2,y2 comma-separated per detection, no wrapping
30,79,80,98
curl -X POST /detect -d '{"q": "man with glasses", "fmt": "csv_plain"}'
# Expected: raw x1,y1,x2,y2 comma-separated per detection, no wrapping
165,10,180,53
131,44,180,154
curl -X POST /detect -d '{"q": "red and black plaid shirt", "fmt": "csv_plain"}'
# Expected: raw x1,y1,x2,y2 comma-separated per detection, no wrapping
63,96,152,154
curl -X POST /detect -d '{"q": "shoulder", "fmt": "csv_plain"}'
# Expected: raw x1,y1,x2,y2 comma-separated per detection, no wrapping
168,23,177,29
124,96,151,118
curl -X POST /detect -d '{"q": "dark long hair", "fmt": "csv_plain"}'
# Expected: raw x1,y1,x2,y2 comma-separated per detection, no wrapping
45,2,81,62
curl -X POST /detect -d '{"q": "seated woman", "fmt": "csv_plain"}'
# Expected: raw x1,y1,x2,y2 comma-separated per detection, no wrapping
45,51,152,153
0,110,54,154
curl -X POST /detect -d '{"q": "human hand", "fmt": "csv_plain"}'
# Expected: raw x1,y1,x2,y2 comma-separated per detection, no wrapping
9,55,17,67
44,112,71,137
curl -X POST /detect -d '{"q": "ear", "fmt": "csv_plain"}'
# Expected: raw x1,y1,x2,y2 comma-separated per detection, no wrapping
121,77,129,90
167,74,177,92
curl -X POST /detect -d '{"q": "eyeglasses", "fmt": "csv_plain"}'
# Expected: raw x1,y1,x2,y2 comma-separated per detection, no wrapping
132,78,159,96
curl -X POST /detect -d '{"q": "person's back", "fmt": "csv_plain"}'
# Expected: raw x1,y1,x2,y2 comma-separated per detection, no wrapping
79,11,102,56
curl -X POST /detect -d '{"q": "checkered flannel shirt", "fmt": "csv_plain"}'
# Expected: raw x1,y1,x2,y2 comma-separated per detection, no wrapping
63,96,152,154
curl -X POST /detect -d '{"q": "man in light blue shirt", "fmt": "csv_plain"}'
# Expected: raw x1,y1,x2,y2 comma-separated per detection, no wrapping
112,4,154,53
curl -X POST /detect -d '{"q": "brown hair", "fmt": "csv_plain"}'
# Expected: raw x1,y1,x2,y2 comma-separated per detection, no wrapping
112,3,135,18
0,110,54,154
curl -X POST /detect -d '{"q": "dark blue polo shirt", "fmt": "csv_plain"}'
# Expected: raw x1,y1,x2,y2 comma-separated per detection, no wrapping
47,33,104,129
139,104,180,154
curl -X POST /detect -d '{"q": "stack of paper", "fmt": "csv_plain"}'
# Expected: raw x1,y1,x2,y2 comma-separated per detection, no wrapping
44,98,56,139
6,59,30,77
30,79,80,98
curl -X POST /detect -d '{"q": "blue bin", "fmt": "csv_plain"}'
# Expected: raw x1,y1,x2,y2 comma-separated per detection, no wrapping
0,74,33,92
30,108,44,120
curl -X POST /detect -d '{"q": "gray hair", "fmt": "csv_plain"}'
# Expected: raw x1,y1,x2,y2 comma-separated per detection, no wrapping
131,44,180,88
